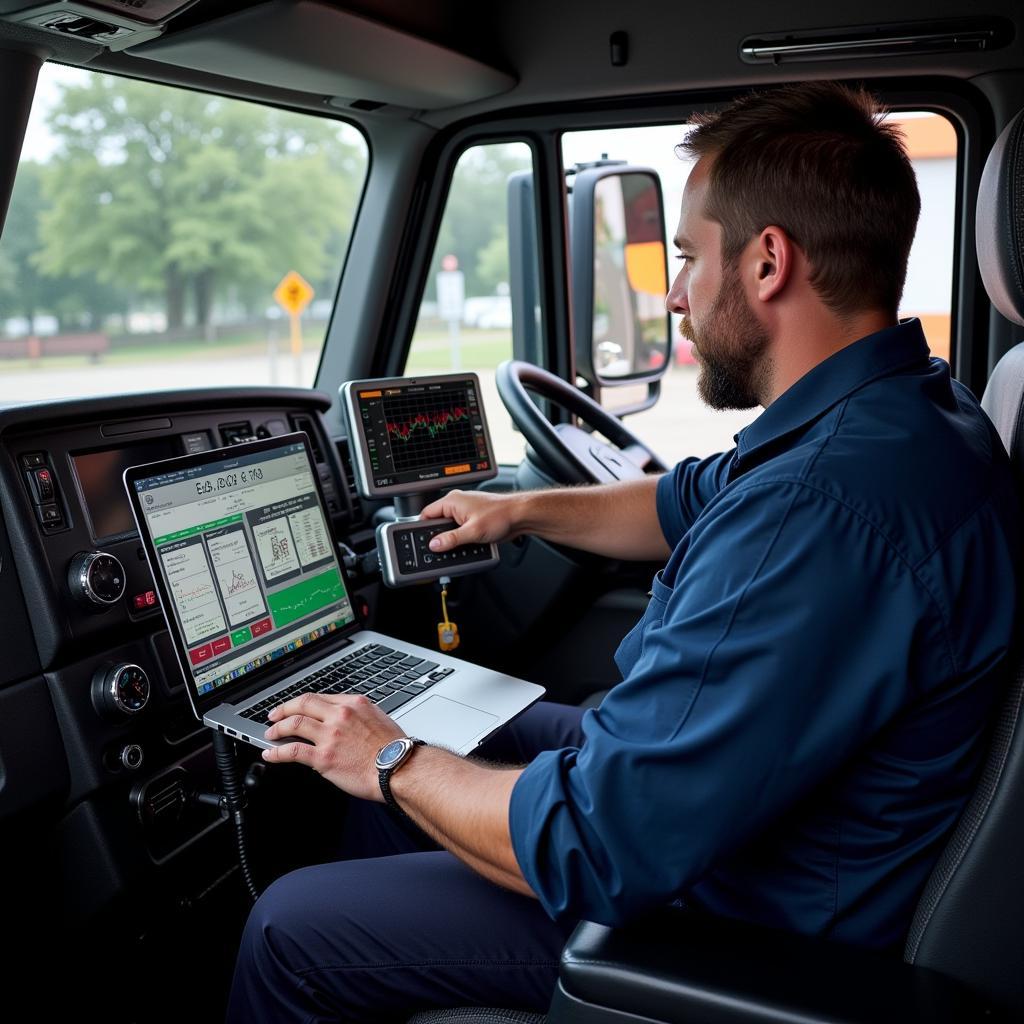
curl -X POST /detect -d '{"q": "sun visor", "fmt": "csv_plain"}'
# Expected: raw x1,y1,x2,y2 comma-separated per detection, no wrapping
128,0,517,111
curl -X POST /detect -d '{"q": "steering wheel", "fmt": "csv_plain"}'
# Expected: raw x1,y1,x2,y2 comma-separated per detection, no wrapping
495,359,669,484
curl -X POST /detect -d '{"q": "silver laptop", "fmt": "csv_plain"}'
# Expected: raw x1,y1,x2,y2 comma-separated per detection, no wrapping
123,432,543,755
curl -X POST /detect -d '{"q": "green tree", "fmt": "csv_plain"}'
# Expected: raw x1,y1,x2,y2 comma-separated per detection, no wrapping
431,144,531,298
36,74,363,332
476,229,510,295
0,160,123,331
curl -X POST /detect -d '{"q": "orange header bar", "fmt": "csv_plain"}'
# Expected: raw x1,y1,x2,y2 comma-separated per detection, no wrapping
444,464,471,476
359,390,382,398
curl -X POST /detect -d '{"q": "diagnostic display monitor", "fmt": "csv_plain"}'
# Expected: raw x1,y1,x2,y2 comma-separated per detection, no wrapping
125,435,355,704
341,373,498,499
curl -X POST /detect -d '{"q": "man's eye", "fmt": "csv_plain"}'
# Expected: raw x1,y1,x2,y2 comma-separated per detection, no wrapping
675,254,693,264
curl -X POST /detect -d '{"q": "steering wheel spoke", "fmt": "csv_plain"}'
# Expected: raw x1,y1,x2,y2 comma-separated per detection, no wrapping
621,442,656,471
496,360,668,485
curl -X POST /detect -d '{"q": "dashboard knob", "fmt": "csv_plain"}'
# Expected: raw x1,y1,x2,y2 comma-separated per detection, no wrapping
68,550,126,608
118,744,144,771
93,663,151,719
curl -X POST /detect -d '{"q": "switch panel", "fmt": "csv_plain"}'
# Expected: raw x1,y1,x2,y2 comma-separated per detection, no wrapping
21,452,64,530
376,518,499,587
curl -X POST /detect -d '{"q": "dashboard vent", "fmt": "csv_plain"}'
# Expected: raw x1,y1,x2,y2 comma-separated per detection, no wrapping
335,438,363,524
289,413,324,461
220,421,255,446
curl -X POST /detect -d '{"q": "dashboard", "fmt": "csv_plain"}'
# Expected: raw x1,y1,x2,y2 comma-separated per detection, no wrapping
0,387,373,923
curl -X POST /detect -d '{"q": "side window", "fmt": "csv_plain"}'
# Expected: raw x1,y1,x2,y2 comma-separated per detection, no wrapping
407,141,534,465
890,113,957,363
0,65,368,400
562,112,958,462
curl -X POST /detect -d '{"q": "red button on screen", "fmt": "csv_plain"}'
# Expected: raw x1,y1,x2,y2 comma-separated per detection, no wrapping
251,617,273,638
211,636,231,656
188,643,213,665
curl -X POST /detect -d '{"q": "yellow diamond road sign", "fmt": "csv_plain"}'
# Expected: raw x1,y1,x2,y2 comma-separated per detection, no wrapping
274,271,314,316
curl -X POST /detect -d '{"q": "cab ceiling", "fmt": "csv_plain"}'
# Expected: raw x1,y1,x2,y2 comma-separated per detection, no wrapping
3,0,1024,127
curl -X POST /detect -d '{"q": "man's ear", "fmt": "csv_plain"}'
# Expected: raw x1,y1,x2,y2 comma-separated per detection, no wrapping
754,225,793,302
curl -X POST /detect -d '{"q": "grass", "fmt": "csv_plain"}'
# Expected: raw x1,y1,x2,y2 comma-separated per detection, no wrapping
405,328,511,372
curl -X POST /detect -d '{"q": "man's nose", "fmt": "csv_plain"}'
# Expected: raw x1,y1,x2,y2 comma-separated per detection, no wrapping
666,272,688,315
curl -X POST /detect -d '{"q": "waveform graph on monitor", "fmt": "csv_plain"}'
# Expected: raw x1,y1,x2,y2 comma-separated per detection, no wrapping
382,392,479,474
206,526,267,627
159,540,227,645
267,567,348,628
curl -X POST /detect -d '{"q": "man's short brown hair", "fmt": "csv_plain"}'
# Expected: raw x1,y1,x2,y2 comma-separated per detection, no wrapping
679,82,921,318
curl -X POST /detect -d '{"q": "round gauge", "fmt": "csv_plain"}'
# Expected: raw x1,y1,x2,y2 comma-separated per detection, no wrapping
94,663,150,718
68,551,126,607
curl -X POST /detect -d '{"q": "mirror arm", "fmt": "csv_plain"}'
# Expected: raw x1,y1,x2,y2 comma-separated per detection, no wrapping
610,379,661,420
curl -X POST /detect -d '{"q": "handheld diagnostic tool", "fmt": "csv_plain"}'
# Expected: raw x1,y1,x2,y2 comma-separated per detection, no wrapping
340,373,501,587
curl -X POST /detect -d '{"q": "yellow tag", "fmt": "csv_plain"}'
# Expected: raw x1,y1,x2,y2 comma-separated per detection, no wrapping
437,621,460,652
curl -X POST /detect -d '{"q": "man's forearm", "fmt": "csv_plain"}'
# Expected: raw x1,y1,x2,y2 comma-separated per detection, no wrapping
390,745,534,896
513,476,670,560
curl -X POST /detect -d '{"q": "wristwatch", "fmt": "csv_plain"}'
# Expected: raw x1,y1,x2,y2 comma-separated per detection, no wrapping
375,737,425,815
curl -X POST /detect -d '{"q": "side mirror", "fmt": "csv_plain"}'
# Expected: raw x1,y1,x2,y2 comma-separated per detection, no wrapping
570,164,671,398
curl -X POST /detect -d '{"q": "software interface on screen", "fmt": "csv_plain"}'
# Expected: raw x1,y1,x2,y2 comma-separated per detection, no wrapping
132,442,354,698
354,378,492,490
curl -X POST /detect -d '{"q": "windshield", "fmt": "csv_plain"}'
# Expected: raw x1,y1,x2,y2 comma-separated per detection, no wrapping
0,65,368,403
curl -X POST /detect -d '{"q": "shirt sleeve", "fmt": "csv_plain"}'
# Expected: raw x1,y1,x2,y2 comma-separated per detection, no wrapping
656,450,734,549
509,478,946,926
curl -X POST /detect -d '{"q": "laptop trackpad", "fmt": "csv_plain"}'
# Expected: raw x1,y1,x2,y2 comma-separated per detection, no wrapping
393,696,498,750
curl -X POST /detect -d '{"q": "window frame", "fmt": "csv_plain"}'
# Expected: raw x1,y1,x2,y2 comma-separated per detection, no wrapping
1,59,372,388
372,77,987,454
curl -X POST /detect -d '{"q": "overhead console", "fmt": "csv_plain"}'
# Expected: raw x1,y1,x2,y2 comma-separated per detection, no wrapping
1,0,200,50
127,0,516,113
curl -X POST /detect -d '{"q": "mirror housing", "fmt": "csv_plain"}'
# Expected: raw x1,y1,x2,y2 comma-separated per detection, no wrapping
569,163,671,398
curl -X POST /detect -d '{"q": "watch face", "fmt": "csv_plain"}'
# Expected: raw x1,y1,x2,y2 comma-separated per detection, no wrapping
378,739,408,769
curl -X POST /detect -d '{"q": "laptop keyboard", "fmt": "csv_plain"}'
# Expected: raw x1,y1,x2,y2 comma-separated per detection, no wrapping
239,644,454,725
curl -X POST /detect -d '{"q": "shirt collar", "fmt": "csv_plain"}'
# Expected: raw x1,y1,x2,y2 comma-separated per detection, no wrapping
734,319,931,464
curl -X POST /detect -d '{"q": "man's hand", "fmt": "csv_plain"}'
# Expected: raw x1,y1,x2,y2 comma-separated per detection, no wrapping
422,477,670,561
262,692,405,801
261,689,533,896
421,489,524,552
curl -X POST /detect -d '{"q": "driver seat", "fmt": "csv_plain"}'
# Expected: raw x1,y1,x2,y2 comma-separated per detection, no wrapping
409,104,1024,1024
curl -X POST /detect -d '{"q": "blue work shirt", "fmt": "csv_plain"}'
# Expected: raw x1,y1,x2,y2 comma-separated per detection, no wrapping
509,319,1020,949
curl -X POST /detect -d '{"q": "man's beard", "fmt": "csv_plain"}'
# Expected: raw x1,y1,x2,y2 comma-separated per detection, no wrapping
680,264,771,410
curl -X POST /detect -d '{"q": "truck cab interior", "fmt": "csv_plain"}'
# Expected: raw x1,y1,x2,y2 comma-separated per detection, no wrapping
1,1,1023,1021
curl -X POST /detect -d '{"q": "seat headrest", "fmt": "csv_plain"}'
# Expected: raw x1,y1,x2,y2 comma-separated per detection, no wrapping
977,109,1024,327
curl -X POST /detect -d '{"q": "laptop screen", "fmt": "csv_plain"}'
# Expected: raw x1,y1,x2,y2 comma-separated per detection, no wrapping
127,436,355,702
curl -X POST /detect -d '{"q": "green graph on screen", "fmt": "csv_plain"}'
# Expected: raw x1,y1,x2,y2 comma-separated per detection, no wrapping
268,568,345,627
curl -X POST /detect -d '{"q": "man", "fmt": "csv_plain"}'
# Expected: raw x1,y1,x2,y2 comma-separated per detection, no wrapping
227,83,1020,1022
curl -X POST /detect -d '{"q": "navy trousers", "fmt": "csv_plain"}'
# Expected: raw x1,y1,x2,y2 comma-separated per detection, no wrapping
226,701,586,1023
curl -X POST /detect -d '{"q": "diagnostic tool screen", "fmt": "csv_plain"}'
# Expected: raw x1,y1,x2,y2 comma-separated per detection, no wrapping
353,378,492,490
131,441,354,699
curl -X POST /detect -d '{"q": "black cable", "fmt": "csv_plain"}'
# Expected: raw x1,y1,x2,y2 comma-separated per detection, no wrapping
211,728,261,903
